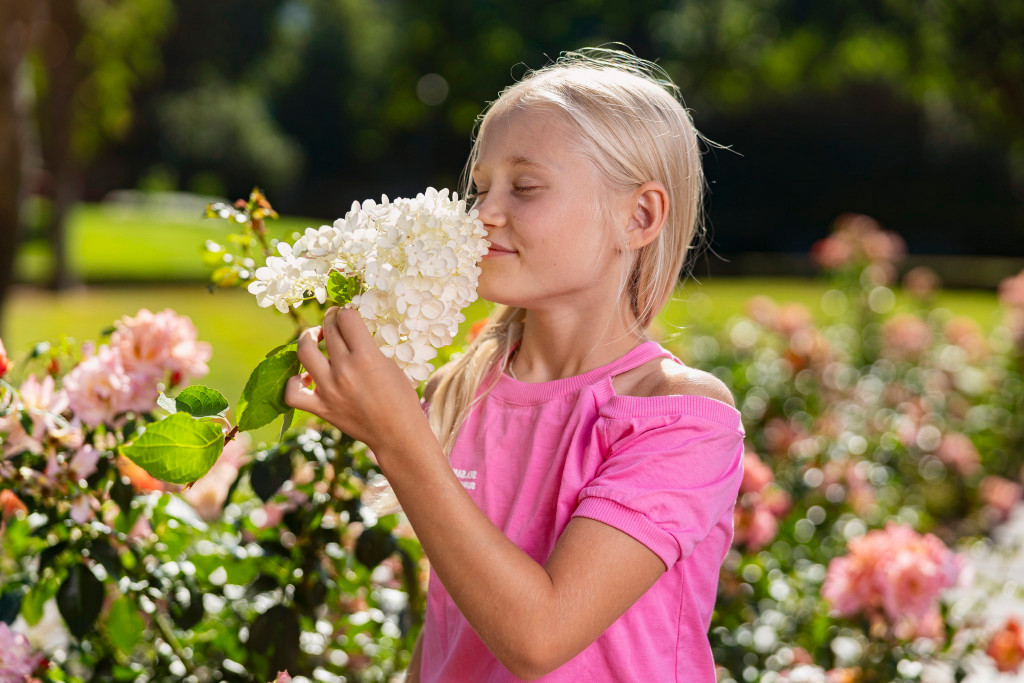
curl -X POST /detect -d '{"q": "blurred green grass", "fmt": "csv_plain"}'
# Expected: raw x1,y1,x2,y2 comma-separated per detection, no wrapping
15,203,330,283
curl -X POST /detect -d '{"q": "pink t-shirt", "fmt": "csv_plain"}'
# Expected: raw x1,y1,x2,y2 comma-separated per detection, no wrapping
420,341,745,682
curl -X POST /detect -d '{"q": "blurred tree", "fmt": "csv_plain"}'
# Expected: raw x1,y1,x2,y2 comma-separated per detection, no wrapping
0,0,43,337
650,0,1024,191
23,0,174,293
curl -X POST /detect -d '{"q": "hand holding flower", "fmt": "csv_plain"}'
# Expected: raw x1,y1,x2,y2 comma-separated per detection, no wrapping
285,307,431,456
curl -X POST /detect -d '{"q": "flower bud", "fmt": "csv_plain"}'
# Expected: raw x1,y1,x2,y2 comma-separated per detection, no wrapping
0,338,12,378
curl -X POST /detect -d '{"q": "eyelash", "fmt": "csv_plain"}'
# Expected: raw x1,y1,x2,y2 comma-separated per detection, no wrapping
468,186,538,199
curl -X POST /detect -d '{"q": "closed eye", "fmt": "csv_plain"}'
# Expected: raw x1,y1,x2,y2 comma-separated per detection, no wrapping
513,185,539,193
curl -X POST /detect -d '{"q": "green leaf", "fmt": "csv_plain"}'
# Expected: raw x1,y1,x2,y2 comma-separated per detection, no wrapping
237,344,300,432
21,575,58,626
248,604,300,678
174,385,228,417
251,450,293,502
355,527,397,569
327,270,363,306
0,588,24,624
120,412,224,485
156,392,177,414
280,407,295,440
106,596,144,653
57,563,104,639
169,583,204,630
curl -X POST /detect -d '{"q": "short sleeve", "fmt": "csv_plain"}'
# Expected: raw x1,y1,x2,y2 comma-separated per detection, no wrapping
572,412,745,569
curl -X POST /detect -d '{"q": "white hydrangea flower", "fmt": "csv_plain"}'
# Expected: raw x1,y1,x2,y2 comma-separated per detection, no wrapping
247,187,489,381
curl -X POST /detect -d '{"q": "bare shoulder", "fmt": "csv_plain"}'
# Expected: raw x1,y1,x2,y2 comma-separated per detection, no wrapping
613,357,736,408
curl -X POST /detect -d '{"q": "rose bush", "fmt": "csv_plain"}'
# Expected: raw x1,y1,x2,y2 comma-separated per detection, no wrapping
692,214,1024,681
4,199,1024,682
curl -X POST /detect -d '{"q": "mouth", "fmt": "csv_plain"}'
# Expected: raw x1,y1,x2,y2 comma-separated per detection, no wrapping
484,244,517,256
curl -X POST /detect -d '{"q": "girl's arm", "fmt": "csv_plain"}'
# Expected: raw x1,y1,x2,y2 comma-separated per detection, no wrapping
286,309,666,679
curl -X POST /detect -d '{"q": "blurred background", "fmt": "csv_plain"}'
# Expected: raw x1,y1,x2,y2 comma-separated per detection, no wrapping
1,0,1022,404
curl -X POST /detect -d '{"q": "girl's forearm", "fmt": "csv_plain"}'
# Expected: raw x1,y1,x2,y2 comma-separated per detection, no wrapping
375,430,556,677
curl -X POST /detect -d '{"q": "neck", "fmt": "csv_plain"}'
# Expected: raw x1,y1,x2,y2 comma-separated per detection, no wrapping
510,304,647,382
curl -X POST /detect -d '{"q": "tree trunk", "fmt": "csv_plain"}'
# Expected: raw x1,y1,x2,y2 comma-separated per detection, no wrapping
39,0,87,292
0,0,43,338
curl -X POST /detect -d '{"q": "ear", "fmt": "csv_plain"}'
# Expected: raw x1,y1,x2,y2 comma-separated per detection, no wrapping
623,181,669,251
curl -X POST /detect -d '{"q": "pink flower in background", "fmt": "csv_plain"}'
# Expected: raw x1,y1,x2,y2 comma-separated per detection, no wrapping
19,374,71,446
811,234,854,269
111,308,212,386
998,270,1024,308
745,296,779,328
70,495,96,524
68,445,100,481
980,476,1023,523
810,214,906,270
183,435,250,521
269,672,292,683
935,432,981,476
741,452,774,494
776,303,814,337
0,621,44,679
944,316,989,363
881,314,933,361
902,266,940,300
823,523,964,638
733,451,790,552
64,345,135,428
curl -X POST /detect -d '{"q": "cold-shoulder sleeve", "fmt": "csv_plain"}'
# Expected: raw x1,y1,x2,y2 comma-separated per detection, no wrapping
572,397,745,569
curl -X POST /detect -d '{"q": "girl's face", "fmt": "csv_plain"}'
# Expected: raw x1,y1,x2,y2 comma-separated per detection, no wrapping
471,108,628,311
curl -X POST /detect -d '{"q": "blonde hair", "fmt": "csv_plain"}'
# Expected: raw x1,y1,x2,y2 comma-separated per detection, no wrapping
428,47,706,456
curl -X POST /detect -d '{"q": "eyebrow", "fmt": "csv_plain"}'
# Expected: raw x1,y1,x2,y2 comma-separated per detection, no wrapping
472,155,551,174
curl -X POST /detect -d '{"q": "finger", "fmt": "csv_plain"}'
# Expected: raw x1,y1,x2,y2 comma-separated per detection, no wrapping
322,306,350,360
334,307,378,355
296,326,331,380
284,374,321,415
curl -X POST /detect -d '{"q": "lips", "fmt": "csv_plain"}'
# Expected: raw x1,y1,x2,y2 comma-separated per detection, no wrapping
485,243,517,254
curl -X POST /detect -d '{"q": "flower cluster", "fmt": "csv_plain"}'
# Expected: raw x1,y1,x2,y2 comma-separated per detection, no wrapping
64,308,211,427
986,617,1024,674
0,621,44,680
733,451,791,552
810,213,907,275
247,187,489,381
821,522,965,640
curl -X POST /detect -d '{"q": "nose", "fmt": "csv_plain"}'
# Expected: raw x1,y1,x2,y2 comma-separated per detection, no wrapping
474,191,506,231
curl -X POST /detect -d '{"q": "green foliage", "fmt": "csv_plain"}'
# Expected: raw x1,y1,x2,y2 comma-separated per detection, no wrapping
237,342,300,432
120,412,225,484
173,385,229,417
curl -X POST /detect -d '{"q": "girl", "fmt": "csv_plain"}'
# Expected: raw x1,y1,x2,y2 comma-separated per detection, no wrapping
286,48,745,682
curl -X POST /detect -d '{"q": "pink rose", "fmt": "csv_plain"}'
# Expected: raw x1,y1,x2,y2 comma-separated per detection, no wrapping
68,445,101,481
740,452,773,494
935,432,980,476
980,476,1023,522
64,345,135,427
902,266,940,299
998,270,1024,309
881,314,933,361
823,523,963,638
111,309,212,386
183,436,250,522
0,621,44,679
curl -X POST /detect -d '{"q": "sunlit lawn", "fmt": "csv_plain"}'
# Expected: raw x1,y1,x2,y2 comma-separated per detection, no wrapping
3,278,1001,445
